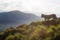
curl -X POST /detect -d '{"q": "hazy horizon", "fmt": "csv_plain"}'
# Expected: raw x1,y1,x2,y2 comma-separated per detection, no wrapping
0,0,60,16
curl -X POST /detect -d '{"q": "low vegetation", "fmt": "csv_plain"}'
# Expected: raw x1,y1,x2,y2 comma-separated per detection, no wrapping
0,19,60,40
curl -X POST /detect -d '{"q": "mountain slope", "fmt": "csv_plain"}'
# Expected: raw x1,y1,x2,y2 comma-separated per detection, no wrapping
0,10,41,30
0,20,60,40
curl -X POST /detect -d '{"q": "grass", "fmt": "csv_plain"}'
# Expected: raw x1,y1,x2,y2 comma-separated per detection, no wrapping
0,20,60,40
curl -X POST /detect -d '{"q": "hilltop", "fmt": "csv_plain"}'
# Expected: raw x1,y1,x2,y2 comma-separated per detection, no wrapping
0,19,60,40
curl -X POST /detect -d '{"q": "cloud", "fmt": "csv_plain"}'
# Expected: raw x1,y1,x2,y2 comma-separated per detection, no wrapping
0,0,22,11
0,0,60,15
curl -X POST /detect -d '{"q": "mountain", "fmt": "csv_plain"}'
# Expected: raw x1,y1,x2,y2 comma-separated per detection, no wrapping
0,10,41,30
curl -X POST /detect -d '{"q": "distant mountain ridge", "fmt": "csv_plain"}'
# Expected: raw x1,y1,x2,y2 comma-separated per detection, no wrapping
0,10,41,30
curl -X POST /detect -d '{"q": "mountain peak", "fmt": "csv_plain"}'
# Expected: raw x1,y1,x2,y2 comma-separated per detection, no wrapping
9,10,23,13
11,10,20,12
10,10,20,12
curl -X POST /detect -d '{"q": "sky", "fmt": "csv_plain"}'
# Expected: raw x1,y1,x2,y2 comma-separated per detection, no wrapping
0,0,60,16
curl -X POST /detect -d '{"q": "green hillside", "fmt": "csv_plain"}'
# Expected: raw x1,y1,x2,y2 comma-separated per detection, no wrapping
0,19,60,40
